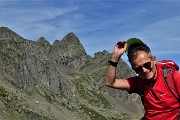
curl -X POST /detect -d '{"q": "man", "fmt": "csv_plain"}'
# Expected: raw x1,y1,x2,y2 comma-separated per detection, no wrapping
105,38,180,120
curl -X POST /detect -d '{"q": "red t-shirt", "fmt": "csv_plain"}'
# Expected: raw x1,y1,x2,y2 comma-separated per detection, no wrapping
127,66,180,120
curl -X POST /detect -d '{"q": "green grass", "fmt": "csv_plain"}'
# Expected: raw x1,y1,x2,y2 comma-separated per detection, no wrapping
0,86,52,120
79,59,93,70
81,105,108,120
45,92,56,103
0,108,24,120
69,73,112,109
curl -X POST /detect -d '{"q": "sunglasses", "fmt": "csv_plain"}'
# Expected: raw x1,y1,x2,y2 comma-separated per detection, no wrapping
132,60,152,73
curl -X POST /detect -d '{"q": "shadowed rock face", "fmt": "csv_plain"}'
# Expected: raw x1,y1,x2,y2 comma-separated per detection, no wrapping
51,32,87,56
0,27,143,120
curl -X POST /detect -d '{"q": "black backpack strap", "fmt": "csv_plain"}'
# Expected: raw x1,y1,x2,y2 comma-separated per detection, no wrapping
163,68,179,101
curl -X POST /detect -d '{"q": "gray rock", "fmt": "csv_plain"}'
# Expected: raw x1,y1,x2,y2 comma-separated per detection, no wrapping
0,27,143,120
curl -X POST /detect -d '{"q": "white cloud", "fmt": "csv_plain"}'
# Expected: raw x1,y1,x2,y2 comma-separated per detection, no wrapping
1,5,79,22
140,17,180,53
0,2,82,41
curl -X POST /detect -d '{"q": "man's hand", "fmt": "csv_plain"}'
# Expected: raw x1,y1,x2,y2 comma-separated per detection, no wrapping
111,41,127,62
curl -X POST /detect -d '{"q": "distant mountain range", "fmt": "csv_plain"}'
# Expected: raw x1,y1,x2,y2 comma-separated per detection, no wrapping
0,27,143,120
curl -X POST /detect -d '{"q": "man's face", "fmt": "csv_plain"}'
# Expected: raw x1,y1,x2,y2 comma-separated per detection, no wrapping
131,51,157,80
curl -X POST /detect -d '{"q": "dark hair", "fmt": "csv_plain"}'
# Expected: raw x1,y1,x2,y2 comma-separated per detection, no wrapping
128,45,153,63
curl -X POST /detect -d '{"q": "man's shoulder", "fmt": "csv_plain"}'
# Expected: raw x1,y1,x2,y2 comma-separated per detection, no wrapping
127,76,145,84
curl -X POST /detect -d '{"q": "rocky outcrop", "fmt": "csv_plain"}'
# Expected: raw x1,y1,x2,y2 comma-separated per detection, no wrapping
0,27,143,120
51,32,86,56
0,27,25,42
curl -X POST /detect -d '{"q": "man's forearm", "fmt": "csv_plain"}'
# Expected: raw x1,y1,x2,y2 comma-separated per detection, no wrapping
105,60,118,87
105,53,121,86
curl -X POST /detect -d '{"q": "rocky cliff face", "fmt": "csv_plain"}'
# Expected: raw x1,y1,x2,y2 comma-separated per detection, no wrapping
0,27,143,120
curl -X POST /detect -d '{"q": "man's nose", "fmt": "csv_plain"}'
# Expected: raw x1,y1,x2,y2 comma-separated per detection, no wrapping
142,66,148,72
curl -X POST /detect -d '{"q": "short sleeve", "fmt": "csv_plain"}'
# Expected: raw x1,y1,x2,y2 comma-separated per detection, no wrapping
127,76,144,94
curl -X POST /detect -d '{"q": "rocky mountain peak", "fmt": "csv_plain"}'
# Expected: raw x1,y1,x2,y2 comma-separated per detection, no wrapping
0,27,142,120
51,32,87,57
0,26,24,42
37,36,50,47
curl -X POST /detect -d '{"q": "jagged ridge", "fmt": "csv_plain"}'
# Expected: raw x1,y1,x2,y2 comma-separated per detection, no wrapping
0,27,143,120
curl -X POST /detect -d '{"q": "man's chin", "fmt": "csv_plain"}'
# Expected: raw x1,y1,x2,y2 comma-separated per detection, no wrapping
140,73,154,80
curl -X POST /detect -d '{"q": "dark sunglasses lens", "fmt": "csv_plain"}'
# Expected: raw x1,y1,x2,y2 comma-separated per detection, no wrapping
143,62,151,69
133,61,151,73
134,66,142,73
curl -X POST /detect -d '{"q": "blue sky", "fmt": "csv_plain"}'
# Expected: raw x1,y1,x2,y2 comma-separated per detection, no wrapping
0,0,180,66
